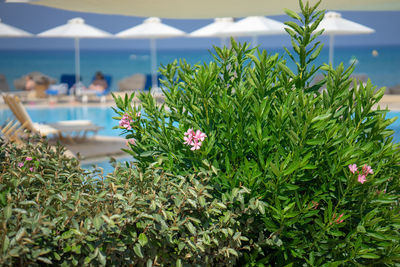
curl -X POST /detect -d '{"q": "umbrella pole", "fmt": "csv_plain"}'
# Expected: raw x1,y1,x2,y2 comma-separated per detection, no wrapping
329,34,334,67
150,38,157,90
74,37,80,94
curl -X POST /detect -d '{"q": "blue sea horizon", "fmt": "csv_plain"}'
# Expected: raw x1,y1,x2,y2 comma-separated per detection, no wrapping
0,44,400,91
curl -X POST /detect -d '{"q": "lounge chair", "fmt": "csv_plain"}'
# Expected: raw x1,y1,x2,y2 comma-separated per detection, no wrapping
2,94,103,142
0,120,27,145
80,74,112,103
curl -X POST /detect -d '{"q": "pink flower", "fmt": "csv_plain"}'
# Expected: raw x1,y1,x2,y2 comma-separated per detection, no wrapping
190,141,202,150
194,129,207,141
336,213,344,224
18,162,24,168
362,164,373,175
29,167,34,172
136,111,141,117
332,213,345,224
126,138,136,146
348,164,357,174
183,128,206,150
119,113,133,130
25,157,33,161
358,174,367,184
183,128,194,145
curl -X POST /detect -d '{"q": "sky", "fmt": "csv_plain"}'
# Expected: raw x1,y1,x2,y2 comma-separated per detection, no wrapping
0,1,400,51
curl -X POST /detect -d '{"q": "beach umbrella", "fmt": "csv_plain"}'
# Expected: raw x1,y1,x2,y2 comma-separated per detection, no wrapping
116,17,186,89
315,11,374,66
218,16,286,47
189,17,234,47
7,0,400,18
37,18,113,89
0,18,32,37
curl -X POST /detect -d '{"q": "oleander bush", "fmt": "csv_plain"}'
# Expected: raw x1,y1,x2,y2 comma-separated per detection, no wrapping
114,1,400,265
0,137,261,266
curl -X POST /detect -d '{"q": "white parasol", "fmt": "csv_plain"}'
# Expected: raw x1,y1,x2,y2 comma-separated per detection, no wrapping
218,16,286,47
0,18,32,37
37,17,113,88
116,17,186,89
315,11,375,66
189,17,234,47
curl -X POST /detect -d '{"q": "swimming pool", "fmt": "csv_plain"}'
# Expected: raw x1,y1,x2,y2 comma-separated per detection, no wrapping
0,106,122,137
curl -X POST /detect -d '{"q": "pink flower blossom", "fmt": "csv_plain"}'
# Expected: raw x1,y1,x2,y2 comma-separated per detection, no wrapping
29,167,34,172
18,162,24,168
183,128,194,145
336,213,344,224
126,138,136,146
348,164,357,174
183,128,206,150
332,213,344,224
136,111,141,117
194,129,207,141
25,157,33,161
119,113,133,130
362,164,373,175
190,141,202,150
358,174,367,184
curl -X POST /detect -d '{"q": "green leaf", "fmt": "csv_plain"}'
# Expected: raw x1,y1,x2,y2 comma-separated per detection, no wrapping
360,253,380,259
138,233,148,247
93,216,103,230
134,244,144,258
186,222,197,235
284,8,301,20
4,205,11,220
98,250,106,266
2,235,9,253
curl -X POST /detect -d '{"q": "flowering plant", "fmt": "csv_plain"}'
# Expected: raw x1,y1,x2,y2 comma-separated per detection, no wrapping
113,1,400,264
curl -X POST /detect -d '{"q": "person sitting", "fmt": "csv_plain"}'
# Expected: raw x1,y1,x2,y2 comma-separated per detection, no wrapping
24,75,36,91
88,71,108,93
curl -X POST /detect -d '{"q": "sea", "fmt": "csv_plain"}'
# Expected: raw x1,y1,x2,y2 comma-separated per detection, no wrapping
1,44,400,91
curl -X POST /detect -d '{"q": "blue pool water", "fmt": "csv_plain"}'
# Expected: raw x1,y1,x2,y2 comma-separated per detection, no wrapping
0,106,122,137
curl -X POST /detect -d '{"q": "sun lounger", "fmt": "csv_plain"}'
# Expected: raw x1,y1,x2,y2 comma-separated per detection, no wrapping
0,120,27,145
2,94,103,142
79,74,112,103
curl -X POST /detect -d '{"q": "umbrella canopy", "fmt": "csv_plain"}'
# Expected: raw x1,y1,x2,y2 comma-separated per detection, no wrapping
315,11,374,65
6,0,400,18
0,18,32,37
219,16,286,47
116,17,186,89
37,18,113,89
189,17,234,46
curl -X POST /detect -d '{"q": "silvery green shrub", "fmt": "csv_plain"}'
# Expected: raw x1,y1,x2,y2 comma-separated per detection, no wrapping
114,1,400,264
0,138,260,266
